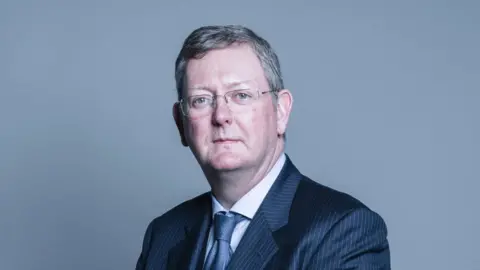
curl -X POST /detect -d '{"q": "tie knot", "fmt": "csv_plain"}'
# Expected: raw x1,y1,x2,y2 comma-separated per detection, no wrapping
213,211,243,242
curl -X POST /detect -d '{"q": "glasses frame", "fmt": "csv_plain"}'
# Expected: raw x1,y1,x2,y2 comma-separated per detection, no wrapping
179,89,278,117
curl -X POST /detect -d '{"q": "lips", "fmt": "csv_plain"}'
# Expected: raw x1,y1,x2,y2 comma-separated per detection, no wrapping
213,138,241,143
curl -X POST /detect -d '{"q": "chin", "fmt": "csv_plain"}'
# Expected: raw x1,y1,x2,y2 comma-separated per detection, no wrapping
207,152,246,171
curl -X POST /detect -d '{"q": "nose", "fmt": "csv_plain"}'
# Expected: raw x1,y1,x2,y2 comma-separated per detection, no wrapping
211,96,233,125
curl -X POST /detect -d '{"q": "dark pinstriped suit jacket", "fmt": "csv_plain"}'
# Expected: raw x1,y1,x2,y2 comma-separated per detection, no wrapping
136,155,390,269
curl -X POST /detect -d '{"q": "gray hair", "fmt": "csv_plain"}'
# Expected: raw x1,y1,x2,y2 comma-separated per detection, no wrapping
174,25,284,101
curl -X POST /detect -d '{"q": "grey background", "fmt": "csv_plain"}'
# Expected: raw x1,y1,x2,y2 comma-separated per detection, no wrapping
1,1,479,269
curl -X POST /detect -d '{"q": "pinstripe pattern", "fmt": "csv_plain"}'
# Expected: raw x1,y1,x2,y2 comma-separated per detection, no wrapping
135,155,390,270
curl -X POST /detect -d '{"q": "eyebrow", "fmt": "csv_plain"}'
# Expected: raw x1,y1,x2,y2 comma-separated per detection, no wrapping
188,80,255,91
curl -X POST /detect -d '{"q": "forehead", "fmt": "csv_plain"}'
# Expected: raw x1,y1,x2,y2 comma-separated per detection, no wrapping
184,44,268,92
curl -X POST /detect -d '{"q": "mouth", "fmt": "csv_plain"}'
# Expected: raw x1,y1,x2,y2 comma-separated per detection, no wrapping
213,138,241,144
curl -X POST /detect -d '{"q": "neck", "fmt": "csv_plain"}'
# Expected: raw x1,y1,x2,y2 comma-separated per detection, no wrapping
206,141,284,209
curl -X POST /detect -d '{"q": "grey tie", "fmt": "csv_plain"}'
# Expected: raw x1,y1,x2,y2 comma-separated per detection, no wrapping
204,211,243,270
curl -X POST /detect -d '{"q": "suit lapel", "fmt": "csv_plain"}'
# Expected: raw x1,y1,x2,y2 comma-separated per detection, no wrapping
167,195,212,270
227,211,278,269
227,155,303,269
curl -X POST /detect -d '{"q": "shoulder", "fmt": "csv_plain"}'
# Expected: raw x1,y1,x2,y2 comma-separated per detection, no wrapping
135,192,211,269
144,192,210,238
296,175,368,213
149,191,210,228
291,175,387,235
293,176,390,267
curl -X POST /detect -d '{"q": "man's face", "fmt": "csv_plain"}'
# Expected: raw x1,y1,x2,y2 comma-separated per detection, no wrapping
174,44,289,172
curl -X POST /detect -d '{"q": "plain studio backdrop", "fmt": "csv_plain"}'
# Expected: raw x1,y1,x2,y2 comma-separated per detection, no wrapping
1,1,478,269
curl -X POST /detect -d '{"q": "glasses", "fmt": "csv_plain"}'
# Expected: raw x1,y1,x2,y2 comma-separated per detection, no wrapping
179,89,277,118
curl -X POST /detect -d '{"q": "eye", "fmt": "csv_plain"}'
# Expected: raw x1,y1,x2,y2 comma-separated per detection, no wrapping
190,96,211,108
233,90,254,100
193,97,206,104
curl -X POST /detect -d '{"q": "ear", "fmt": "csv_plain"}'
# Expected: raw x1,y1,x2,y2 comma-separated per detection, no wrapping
275,89,293,137
173,102,188,147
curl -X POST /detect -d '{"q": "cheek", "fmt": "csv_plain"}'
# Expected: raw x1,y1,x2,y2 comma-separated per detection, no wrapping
186,120,209,143
237,108,258,131
239,106,271,136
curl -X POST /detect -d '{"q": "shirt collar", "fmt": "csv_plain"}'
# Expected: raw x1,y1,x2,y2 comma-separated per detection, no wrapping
211,153,286,220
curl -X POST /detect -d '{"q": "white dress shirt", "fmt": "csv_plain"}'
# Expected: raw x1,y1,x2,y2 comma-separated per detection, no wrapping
204,153,286,262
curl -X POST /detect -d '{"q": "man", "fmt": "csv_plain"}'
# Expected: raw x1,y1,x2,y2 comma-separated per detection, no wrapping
136,25,390,270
